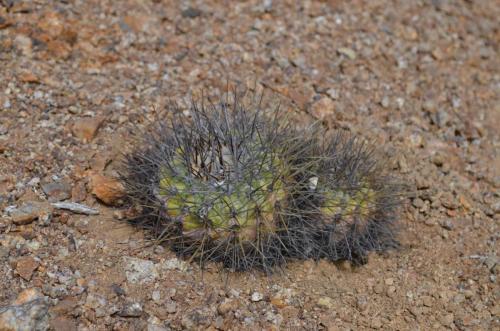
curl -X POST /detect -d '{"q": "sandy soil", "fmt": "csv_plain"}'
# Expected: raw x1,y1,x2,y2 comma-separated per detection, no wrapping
0,0,498,330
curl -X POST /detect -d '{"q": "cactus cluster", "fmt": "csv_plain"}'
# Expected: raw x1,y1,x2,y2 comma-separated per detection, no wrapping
121,92,402,271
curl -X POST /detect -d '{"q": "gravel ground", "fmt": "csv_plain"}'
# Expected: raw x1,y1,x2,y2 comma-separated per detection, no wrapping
0,1,499,330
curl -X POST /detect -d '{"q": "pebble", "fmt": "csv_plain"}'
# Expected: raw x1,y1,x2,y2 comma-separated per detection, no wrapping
317,297,334,309
161,258,188,271
412,198,424,209
9,201,50,225
491,201,500,214
49,316,77,331
439,219,454,230
151,290,161,302
386,286,397,298
326,88,339,100
337,47,357,60
165,301,177,314
90,174,125,206
117,302,143,317
310,97,335,121
123,257,158,284
439,192,457,210
15,256,40,281
51,202,99,215
422,100,436,113
71,117,104,142
218,298,236,315
421,295,433,307
440,313,454,326
0,288,49,331
356,296,368,312
251,291,263,302
380,96,390,108
50,296,79,315
41,180,72,202
181,7,202,18
371,317,383,329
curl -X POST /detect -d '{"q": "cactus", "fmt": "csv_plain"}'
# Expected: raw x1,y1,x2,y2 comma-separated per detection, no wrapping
121,93,306,271
299,133,403,265
121,91,403,271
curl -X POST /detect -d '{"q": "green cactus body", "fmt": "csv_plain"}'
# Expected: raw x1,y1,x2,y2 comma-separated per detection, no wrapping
157,147,288,242
319,183,377,236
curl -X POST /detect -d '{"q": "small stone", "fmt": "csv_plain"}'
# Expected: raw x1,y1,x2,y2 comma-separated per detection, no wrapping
432,154,444,167
326,88,339,100
337,47,357,60
9,201,50,225
371,317,383,329
49,316,77,331
439,219,454,231
422,100,436,113
161,258,188,271
71,117,104,142
118,302,143,317
441,192,458,209
483,256,497,271
386,286,397,298
181,7,202,18
251,292,263,302
356,296,368,311
310,97,335,121
440,313,454,326
151,290,161,302
18,72,40,84
50,296,78,315
380,96,390,108
51,202,98,215
463,290,474,299
491,201,500,214
16,256,40,281
0,16,13,30
123,257,158,284
270,297,287,308
218,299,236,315
373,284,384,294
14,34,33,56
412,198,424,209
421,295,433,307
70,182,87,203
317,297,334,309
41,181,72,202
0,288,49,331
165,301,177,314
90,174,125,205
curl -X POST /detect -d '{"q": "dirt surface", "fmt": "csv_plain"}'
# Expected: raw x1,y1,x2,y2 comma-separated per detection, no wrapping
0,0,499,330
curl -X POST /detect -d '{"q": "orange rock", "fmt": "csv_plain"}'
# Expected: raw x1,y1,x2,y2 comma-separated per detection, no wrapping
270,297,287,308
123,15,151,33
49,316,77,331
19,72,40,84
0,141,7,154
90,174,125,205
310,97,335,121
0,16,12,30
71,181,87,203
50,296,78,315
37,12,64,37
47,39,72,59
13,288,43,305
72,117,104,142
15,256,40,281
